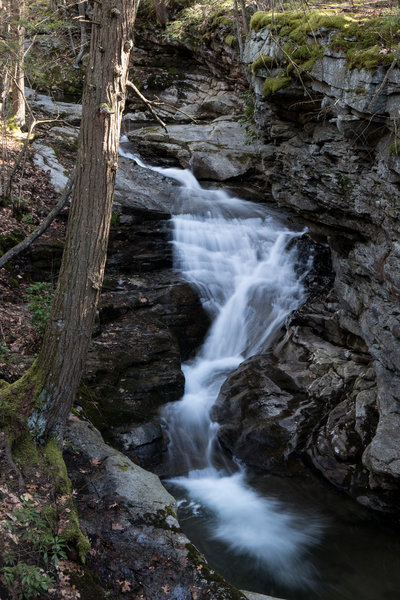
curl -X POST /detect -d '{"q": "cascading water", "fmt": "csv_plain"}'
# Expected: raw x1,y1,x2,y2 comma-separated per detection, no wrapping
119,138,321,593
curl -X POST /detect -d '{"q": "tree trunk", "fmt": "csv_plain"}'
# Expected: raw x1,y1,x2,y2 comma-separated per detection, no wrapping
27,0,138,441
0,0,10,121
153,0,168,27
10,0,25,128
233,0,243,61
239,0,249,36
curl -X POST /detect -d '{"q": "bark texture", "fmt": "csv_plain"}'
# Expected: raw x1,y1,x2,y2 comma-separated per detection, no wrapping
28,0,138,440
10,0,25,128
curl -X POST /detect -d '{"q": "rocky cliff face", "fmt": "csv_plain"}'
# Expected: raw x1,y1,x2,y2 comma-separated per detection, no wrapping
220,22,400,512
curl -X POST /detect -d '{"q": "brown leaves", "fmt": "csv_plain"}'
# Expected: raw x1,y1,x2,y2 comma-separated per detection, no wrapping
117,579,132,593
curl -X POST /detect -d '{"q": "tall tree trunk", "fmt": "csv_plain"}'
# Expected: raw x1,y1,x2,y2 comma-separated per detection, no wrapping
239,0,249,36
0,0,10,121
73,0,88,69
10,0,25,128
27,0,138,441
233,0,243,61
153,0,168,27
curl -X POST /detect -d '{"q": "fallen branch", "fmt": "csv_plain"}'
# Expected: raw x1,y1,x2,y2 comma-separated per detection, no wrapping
152,97,198,123
0,174,74,270
126,80,168,131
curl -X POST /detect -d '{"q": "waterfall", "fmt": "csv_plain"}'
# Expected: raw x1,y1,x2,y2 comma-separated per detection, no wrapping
119,138,321,591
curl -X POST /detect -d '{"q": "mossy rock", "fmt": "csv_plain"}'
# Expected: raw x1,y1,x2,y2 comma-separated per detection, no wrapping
262,75,292,96
0,230,25,257
251,54,279,74
250,8,399,72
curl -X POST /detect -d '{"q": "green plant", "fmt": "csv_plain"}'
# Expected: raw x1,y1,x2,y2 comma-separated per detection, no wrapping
42,534,68,566
110,211,120,227
22,214,34,225
0,341,10,360
24,282,53,335
1,496,67,598
3,563,54,599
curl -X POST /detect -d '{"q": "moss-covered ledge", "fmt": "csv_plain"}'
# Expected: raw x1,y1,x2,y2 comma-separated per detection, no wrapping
246,8,400,105
0,363,90,582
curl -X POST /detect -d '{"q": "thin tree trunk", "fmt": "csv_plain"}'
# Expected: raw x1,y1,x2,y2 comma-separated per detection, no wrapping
27,0,138,441
0,0,10,121
233,0,244,61
10,0,25,128
73,0,88,69
153,0,168,27
239,0,249,35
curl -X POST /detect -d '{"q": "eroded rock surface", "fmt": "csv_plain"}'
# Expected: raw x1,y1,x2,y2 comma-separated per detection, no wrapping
232,25,400,512
65,418,246,600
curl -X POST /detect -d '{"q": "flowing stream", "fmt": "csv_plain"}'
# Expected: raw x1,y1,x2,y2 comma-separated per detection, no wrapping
120,139,322,593
120,138,400,600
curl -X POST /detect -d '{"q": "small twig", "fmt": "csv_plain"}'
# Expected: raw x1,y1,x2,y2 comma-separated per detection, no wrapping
368,57,398,112
152,97,198,123
0,175,74,270
126,80,168,131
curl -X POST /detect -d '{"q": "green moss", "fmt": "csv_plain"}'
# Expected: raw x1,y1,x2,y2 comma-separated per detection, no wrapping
164,0,234,43
12,434,40,467
251,54,278,74
262,75,292,96
43,440,71,494
0,230,25,257
224,34,235,47
347,87,366,94
185,542,245,599
41,505,58,529
114,461,130,471
389,138,400,156
68,567,108,600
250,8,400,71
43,440,90,563
0,360,44,436
346,45,394,70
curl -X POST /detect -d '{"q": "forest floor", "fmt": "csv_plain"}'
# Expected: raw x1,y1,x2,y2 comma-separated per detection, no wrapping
0,133,67,383
0,134,83,600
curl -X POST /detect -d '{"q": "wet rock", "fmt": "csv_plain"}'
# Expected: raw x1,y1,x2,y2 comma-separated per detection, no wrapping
80,159,209,456
212,356,309,471
126,120,274,181
242,592,285,600
65,418,246,600
242,27,400,512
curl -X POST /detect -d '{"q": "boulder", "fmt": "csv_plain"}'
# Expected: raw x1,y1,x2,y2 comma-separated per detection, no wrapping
126,120,274,181
65,418,247,600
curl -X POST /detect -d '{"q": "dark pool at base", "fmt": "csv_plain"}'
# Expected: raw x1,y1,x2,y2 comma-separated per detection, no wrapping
167,465,400,600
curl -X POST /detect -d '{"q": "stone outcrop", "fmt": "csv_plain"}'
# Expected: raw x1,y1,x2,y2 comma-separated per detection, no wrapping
125,119,273,181
220,20,400,512
65,418,247,600
79,156,210,468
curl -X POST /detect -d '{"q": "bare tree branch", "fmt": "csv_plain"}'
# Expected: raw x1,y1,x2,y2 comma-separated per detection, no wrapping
0,174,74,269
126,80,168,131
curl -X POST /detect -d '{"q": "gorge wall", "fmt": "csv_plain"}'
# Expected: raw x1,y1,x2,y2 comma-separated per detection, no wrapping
217,16,400,513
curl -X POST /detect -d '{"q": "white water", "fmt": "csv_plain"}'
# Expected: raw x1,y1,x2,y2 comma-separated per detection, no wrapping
119,137,321,590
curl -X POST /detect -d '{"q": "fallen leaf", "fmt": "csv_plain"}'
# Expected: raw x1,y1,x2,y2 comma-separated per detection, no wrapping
162,584,169,594
117,580,132,593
